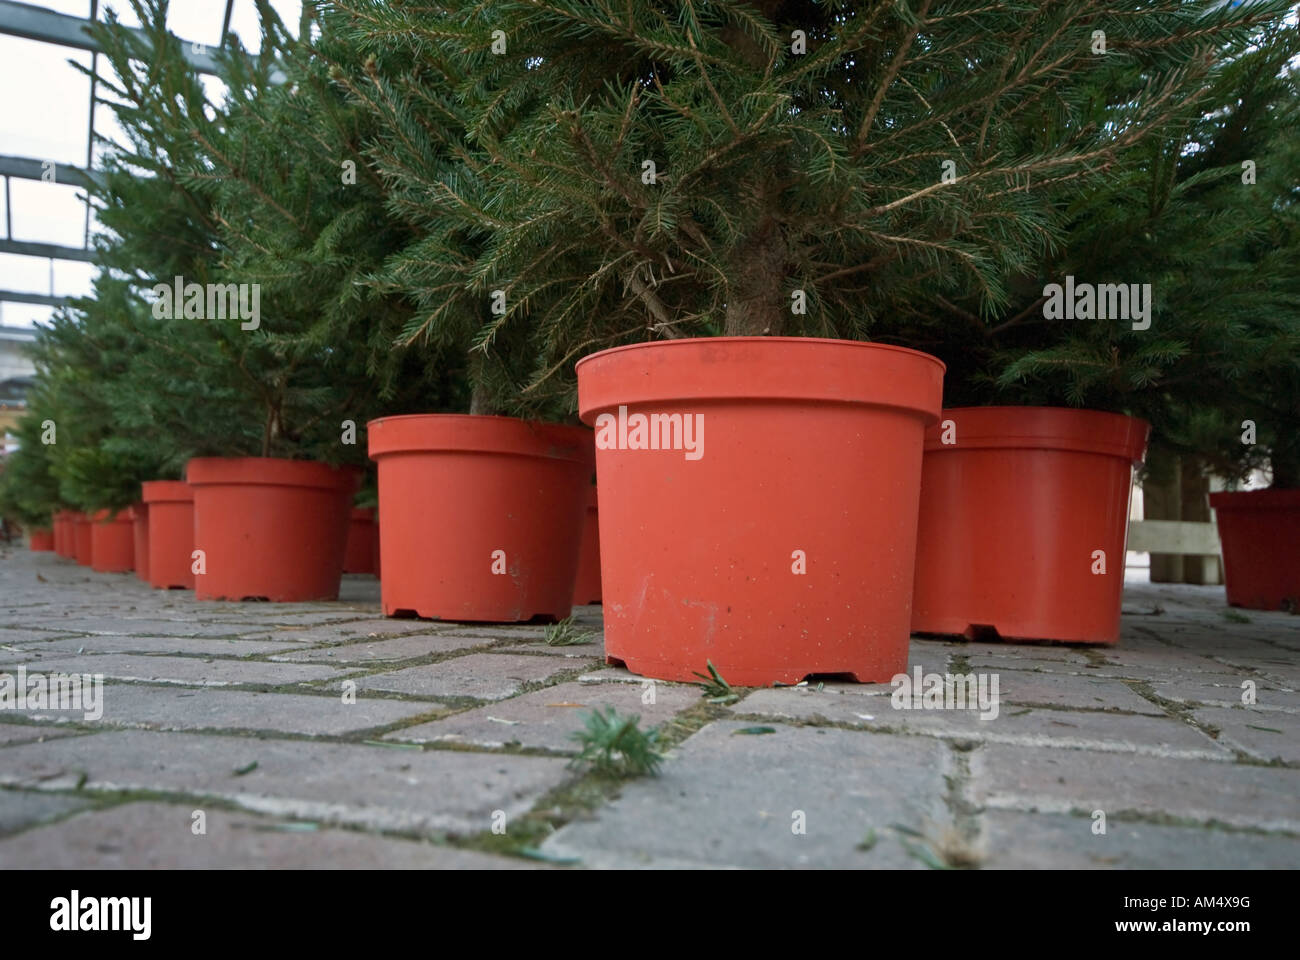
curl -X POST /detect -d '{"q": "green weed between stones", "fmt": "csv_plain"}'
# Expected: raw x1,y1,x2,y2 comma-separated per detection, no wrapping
569,706,663,777
544,616,598,647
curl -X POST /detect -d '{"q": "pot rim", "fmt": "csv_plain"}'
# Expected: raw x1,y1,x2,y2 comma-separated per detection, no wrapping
186,457,362,493
576,336,945,425
1209,487,1300,510
141,480,194,504
91,509,132,524
924,406,1149,462
575,335,947,371
368,414,595,465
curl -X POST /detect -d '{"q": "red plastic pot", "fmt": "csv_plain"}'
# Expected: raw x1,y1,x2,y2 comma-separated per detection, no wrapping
368,415,594,622
141,481,195,590
572,487,602,605
187,457,359,602
372,514,381,580
74,513,93,566
90,509,135,573
577,337,944,685
57,511,77,559
1209,488,1300,611
911,406,1149,645
28,527,54,551
130,504,150,583
343,507,376,574
52,512,67,557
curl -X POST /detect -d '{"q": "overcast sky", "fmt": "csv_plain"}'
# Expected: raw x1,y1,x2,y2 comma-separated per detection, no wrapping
0,0,301,328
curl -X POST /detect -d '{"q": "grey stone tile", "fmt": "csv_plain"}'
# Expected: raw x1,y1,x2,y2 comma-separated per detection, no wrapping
735,687,1227,759
1192,706,1300,763
386,681,699,752
0,789,92,838
972,743,1300,832
11,685,441,737
542,720,953,869
0,654,346,688
979,810,1300,869
271,633,488,664
0,730,574,837
355,654,595,701
0,802,548,869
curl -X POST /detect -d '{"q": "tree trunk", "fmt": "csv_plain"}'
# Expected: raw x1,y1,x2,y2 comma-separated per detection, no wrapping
468,379,497,416
723,215,788,336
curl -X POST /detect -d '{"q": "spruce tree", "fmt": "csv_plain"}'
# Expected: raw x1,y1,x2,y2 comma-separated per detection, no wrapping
328,0,1292,416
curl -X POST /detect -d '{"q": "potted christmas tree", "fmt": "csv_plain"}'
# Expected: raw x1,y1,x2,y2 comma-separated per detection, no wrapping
71,1,460,601
337,0,1285,680
908,16,1300,640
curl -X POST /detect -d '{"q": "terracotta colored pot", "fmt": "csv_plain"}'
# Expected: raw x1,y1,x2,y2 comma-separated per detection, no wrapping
28,527,54,551
368,415,594,622
130,504,150,583
1209,488,1300,611
372,513,381,580
74,513,93,566
58,511,77,558
911,406,1148,645
90,509,135,573
571,487,601,605
343,507,376,574
52,512,67,557
577,337,944,686
141,481,196,590
187,458,359,602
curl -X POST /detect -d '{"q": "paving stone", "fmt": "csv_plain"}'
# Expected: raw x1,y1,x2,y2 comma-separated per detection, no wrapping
9,618,265,639
410,624,552,640
0,724,80,747
931,640,1093,663
971,743,1300,832
12,634,303,658
386,681,700,752
0,802,546,869
271,633,489,664
10,685,441,737
354,653,594,701
967,656,1094,675
978,810,1300,869
1192,706,1300,763
992,671,1164,714
497,637,605,658
735,687,1227,758
0,654,347,688
0,730,574,836
1149,673,1300,713
0,789,93,838
542,720,953,869
0,628,87,646
239,619,453,645
1093,647,1232,675
198,611,378,627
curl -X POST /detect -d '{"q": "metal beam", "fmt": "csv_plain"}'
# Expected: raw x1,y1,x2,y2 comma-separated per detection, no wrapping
0,154,101,190
0,239,95,262
0,0,225,74
0,291,70,307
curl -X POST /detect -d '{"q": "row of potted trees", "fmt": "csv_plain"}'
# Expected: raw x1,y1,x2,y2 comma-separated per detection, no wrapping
2,2,1297,689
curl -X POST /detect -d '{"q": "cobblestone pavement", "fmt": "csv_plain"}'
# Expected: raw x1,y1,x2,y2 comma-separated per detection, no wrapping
1,545,1297,869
